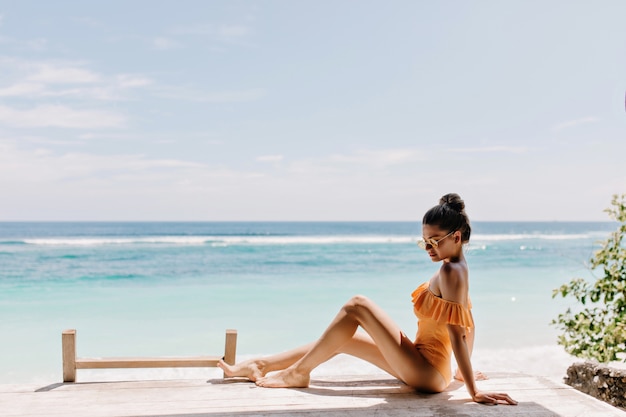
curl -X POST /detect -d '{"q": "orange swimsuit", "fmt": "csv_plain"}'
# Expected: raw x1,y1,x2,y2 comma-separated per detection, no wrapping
411,282,474,383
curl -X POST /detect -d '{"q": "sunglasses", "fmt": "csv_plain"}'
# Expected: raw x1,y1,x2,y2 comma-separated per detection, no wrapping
417,231,455,250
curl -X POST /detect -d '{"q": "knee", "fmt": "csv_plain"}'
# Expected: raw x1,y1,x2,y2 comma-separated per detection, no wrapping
343,295,373,316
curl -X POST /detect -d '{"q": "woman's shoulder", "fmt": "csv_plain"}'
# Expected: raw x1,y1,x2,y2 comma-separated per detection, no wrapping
439,261,468,284
439,262,469,305
440,259,467,275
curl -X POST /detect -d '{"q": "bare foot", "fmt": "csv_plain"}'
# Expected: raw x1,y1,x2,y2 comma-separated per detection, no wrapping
454,369,488,382
217,359,266,382
255,367,310,388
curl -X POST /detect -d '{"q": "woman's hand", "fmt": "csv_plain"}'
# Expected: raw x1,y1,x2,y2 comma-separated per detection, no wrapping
473,390,518,405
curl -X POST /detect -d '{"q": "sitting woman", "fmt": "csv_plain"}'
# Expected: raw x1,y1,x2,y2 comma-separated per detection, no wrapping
219,193,517,405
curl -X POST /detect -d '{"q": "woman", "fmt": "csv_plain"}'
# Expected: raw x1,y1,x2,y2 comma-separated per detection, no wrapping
218,193,517,405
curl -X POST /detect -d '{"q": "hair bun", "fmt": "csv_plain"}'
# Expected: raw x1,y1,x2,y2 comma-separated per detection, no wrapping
439,193,465,213
424,192,471,243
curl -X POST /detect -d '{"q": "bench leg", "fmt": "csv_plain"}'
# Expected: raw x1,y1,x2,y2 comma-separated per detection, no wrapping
223,329,237,377
62,330,77,383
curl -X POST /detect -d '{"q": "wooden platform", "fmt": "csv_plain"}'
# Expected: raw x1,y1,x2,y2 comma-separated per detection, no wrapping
3,372,625,416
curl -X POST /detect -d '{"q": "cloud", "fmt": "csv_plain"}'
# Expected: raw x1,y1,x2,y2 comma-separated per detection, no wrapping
282,148,424,178
158,21,254,51
218,24,250,39
0,82,45,97
169,23,251,40
71,16,106,29
0,105,126,128
0,141,177,178
169,24,214,36
154,86,266,103
257,155,284,162
0,35,48,50
329,148,421,168
552,117,599,131
0,141,261,192
152,37,181,50
0,84,125,100
26,64,101,84
115,74,152,88
0,58,153,101
446,145,529,154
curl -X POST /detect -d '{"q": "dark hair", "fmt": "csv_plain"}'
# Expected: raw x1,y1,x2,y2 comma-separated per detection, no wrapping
422,193,471,243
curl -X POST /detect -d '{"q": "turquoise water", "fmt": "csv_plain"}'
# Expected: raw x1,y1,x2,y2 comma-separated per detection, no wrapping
0,221,616,383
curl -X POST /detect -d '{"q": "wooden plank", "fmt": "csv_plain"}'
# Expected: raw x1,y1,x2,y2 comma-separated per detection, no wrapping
75,356,222,369
61,330,76,383
4,373,626,417
224,329,237,365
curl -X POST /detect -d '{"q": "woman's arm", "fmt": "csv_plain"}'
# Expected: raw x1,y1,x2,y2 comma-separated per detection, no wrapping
455,323,474,379
448,324,516,404
439,265,516,405
453,324,487,381
448,325,478,397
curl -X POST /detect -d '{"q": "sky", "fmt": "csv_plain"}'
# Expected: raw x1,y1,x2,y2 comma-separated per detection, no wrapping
0,0,624,221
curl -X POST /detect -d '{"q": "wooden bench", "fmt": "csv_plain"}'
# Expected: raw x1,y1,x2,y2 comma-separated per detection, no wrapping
62,329,237,382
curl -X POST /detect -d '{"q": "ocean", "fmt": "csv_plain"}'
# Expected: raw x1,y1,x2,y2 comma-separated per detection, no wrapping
0,221,617,384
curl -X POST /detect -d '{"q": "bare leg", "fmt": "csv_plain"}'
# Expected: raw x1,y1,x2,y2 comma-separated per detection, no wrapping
220,332,401,384
218,342,314,381
218,333,397,382
256,295,445,391
337,332,399,378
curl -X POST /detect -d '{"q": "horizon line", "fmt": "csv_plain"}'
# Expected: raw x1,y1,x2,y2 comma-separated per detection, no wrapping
0,219,615,223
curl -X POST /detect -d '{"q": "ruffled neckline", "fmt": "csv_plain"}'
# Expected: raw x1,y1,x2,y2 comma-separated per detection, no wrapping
411,282,474,328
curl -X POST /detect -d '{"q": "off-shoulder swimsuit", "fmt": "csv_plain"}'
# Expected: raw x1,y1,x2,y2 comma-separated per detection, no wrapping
411,282,474,383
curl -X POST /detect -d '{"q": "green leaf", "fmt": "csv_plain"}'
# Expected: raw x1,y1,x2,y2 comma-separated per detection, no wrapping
552,194,626,363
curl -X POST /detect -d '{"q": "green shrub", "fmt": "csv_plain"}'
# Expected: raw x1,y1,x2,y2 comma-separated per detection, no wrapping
552,194,626,362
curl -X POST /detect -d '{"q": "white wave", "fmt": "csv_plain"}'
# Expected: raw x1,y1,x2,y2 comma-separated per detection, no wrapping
471,233,594,241
218,236,414,245
20,232,607,247
23,237,211,246
22,235,416,246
